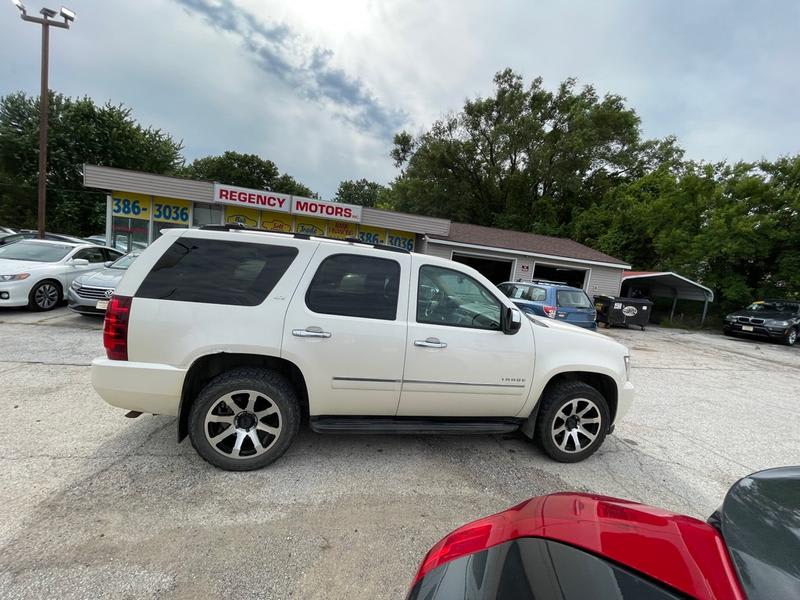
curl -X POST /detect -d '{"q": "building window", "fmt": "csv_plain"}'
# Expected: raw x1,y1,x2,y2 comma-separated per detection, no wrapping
192,203,223,227
111,216,149,253
153,221,188,240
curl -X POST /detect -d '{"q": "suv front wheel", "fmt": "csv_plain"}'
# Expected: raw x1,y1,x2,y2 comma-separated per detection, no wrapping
188,368,300,471
535,381,610,463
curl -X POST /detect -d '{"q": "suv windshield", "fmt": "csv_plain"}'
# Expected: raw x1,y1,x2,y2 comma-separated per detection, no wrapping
109,253,140,270
745,301,799,313
718,467,800,600
557,289,592,308
0,241,72,262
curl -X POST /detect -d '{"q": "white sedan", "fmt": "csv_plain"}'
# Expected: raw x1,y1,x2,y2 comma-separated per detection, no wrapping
0,240,123,311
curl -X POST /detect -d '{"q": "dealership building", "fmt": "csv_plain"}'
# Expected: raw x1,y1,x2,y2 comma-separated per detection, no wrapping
83,164,630,297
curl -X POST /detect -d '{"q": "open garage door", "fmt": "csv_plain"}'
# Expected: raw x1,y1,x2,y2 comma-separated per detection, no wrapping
451,253,513,284
533,264,587,289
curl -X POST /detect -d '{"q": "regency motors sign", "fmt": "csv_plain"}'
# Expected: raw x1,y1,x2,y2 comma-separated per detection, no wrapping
213,183,362,223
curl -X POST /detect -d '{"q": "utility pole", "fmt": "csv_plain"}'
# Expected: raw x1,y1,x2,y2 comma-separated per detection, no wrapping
10,1,75,239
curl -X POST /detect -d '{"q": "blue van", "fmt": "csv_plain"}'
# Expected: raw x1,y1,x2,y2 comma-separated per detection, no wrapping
498,280,598,330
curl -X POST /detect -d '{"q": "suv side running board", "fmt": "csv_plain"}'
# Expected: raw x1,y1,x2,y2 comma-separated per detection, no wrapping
310,416,523,435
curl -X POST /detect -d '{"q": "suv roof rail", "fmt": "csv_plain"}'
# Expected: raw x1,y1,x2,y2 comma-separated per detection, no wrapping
198,223,411,254
529,278,570,286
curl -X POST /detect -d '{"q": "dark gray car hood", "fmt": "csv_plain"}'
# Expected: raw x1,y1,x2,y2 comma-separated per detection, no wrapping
75,268,125,288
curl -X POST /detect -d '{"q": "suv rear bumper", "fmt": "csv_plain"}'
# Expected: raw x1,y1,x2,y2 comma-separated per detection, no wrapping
91,357,186,416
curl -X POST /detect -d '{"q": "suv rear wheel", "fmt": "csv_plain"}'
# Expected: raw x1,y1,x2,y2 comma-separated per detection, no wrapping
188,368,300,471
535,381,610,463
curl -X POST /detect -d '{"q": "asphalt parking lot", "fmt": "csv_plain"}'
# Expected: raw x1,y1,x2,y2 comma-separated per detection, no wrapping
0,306,798,599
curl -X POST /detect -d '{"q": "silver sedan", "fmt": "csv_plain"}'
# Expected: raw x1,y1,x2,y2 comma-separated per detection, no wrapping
67,253,139,316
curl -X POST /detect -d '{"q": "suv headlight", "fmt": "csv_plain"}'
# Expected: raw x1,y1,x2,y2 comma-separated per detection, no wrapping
768,320,790,327
624,355,631,381
724,314,736,322
0,273,30,281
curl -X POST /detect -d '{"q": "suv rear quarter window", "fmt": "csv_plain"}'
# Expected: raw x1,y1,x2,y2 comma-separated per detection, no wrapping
136,237,298,306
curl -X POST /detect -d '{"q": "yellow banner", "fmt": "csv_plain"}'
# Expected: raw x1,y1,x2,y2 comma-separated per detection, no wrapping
327,221,358,239
260,211,293,232
111,191,151,220
224,206,260,228
358,225,386,245
387,230,415,251
153,196,192,224
295,216,327,237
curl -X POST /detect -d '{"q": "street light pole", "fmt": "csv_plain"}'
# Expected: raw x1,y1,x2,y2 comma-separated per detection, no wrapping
10,2,74,239
37,19,50,240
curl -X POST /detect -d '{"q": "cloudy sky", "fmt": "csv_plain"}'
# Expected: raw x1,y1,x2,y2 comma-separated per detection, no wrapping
2,0,799,198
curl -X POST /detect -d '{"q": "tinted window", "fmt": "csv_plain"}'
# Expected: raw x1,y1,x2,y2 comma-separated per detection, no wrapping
74,247,106,263
409,538,685,600
557,289,592,308
0,241,72,262
306,254,400,320
418,265,502,330
136,238,298,306
103,248,124,262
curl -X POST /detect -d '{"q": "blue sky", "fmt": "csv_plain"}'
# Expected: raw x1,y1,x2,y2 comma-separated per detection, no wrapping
2,0,799,198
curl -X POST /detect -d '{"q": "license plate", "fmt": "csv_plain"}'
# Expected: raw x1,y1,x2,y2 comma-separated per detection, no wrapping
742,325,753,332
96,300,109,310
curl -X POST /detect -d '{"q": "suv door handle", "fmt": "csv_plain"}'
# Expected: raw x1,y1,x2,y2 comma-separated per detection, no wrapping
292,327,331,339
414,337,447,349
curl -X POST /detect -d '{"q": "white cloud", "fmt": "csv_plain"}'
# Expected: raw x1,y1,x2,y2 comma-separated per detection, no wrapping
2,0,799,198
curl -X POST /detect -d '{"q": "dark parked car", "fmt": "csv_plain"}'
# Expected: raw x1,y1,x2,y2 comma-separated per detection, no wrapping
724,299,799,346
498,280,597,330
408,467,799,600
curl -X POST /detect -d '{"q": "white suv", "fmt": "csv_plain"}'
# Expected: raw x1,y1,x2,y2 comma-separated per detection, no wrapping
91,226,633,470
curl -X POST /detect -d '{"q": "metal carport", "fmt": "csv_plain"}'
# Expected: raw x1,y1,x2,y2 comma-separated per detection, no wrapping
621,271,715,325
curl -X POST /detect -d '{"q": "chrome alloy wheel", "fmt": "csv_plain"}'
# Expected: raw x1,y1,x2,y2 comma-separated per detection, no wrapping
34,282,59,309
551,397,603,454
204,390,282,459
788,329,797,346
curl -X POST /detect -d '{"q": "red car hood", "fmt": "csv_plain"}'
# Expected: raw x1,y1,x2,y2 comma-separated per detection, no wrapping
415,493,746,600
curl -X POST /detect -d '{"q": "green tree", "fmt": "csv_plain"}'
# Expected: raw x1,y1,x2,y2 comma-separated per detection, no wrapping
333,178,386,207
0,91,183,235
182,151,316,198
388,69,681,235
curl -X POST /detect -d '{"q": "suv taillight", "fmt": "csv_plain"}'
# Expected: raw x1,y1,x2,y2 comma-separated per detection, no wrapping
103,295,132,360
543,305,557,318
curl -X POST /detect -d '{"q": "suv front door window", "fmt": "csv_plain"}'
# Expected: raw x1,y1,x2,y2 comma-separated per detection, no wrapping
418,265,501,330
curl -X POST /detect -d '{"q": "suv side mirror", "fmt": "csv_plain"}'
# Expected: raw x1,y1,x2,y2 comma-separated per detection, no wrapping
71,258,89,266
103,261,113,267
502,306,522,335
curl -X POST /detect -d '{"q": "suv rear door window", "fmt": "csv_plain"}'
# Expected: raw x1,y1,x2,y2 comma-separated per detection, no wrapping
306,254,400,320
136,237,298,306
557,289,592,308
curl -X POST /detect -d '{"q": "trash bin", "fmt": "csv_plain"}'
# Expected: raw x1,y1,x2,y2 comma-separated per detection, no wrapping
594,296,653,331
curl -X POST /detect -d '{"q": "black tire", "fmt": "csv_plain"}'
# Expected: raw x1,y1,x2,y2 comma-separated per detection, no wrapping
28,279,62,311
188,367,300,471
784,328,798,346
535,381,610,463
